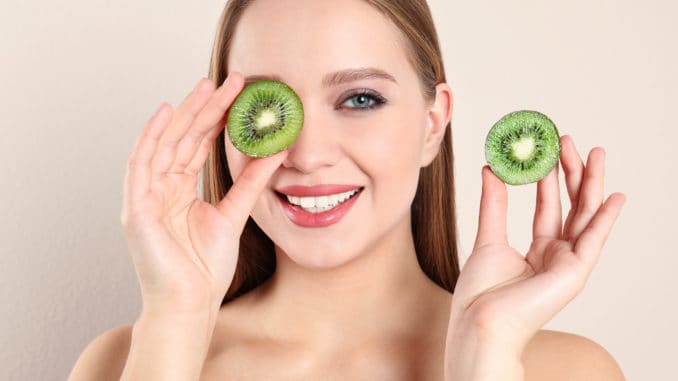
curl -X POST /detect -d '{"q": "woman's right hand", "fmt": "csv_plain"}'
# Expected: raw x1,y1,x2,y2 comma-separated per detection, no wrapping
120,73,287,314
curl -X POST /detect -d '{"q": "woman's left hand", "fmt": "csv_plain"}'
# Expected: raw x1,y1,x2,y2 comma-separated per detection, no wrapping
444,135,626,380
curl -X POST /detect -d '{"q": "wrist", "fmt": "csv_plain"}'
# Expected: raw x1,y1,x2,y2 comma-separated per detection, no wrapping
445,320,525,381
122,306,221,381
137,304,220,334
141,287,224,316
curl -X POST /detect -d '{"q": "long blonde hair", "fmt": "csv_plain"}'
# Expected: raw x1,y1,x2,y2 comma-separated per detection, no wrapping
202,0,459,304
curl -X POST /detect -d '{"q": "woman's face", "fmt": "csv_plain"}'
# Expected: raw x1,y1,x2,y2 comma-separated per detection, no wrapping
225,0,448,268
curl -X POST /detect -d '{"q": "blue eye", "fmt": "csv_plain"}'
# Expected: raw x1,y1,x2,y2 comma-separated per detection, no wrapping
341,91,386,111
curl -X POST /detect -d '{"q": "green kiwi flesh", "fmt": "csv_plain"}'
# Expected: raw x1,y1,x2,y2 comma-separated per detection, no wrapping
485,110,560,185
227,80,304,158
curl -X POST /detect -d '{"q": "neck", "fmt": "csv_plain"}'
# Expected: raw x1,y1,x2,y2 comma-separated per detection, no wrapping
251,216,451,350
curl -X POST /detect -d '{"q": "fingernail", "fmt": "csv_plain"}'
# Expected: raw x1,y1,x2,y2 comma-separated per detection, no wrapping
567,137,576,148
194,78,207,91
153,102,167,117
224,72,241,85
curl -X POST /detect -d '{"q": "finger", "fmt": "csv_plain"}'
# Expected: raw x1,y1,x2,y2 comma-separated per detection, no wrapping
123,103,174,204
560,136,585,240
574,193,626,265
170,73,245,175
184,115,227,176
566,147,606,242
474,166,509,248
532,164,562,240
150,78,215,176
216,150,288,232
560,135,585,206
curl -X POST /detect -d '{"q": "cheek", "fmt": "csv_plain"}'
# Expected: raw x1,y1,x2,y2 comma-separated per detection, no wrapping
345,109,426,173
342,109,426,218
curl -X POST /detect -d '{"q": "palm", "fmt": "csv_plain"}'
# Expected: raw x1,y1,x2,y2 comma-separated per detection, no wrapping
145,172,237,291
124,174,226,310
448,136,626,351
455,238,584,341
153,172,237,254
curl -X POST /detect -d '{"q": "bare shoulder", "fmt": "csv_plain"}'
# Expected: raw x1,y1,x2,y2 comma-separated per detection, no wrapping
67,325,133,381
523,329,625,381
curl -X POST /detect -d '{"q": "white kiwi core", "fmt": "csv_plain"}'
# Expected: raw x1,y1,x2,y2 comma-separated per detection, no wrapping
511,136,536,161
255,109,278,132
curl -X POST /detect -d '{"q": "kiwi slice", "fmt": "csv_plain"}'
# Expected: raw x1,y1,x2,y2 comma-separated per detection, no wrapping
485,110,561,185
227,80,304,157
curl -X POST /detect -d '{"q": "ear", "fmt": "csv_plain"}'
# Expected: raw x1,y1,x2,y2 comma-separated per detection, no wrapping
420,82,453,167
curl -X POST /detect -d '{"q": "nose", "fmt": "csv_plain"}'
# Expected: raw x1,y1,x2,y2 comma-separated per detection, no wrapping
282,105,340,174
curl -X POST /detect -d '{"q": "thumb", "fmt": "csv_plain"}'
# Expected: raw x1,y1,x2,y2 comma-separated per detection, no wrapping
216,150,288,232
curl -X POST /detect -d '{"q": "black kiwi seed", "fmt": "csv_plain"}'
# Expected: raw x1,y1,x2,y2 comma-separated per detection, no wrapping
227,80,304,158
485,110,561,185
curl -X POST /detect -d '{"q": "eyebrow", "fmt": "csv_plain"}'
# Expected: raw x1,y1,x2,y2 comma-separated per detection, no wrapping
243,67,398,87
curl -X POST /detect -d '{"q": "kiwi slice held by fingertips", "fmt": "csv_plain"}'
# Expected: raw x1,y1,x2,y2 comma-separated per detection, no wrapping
485,110,561,185
227,80,304,158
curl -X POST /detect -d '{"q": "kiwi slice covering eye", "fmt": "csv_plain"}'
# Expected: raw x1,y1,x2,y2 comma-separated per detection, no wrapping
227,80,304,158
485,110,561,185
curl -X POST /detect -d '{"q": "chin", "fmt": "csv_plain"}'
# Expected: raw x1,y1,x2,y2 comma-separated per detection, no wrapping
274,239,365,270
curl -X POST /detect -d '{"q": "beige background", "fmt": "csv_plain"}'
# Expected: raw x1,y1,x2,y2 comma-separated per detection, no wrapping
1,0,675,379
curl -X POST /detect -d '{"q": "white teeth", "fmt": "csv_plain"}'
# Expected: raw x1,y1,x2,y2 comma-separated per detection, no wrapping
316,195,329,208
285,188,361,213
327,194,339,206
300,197,314,208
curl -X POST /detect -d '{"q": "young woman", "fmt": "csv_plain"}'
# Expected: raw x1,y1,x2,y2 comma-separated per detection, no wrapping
69,0,626,379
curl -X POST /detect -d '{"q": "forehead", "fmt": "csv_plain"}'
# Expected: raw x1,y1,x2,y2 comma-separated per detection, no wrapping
227,0,412,86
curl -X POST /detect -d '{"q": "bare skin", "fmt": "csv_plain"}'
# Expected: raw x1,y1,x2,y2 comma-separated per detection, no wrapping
217,0,626,378
68,0,626,379
201,280,453,380
199,261,623,380
69,293,624,380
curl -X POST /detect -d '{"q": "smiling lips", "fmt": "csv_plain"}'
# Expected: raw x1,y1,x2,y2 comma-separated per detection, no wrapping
275,184,364,227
